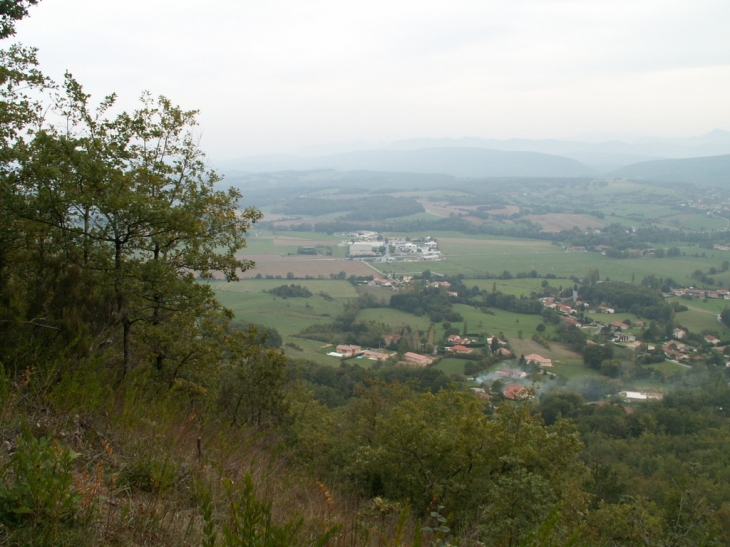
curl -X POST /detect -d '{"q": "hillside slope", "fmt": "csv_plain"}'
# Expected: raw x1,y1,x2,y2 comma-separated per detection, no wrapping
609,154,730,185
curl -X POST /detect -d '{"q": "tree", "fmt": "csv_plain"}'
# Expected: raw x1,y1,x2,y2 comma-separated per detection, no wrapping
0,0,40,39
583,344,614,370
2,73,261,377
218,328,288,426
721,308,730,329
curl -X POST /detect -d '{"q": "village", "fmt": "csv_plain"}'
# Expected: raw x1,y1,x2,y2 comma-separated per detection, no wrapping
310,272,730,405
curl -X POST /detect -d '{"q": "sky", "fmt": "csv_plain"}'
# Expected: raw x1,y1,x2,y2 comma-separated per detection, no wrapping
11,0,730,159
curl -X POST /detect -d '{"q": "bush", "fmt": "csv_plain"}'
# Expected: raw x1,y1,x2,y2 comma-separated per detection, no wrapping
0,433,80,529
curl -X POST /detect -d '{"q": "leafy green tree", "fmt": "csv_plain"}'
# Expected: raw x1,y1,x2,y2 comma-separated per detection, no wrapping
3,77,261,376
721,308,730,328
583,344,614,370
0,0,40,39
218,328,289,426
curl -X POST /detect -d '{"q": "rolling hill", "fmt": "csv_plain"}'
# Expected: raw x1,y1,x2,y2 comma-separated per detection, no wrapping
217,147,596,178
608,154,730,185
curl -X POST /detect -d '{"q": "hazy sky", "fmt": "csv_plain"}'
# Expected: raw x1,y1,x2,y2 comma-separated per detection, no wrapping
12,0,730,159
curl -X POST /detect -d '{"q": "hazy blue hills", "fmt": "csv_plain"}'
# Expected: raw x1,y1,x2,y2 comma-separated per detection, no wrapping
217,147,596,178
609,154,730,185
218,130,730,175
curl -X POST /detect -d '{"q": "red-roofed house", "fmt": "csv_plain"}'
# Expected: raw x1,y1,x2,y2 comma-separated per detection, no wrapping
561,316,581,327
556,303,576,315
447,334,469,345
524,354,552,366
504,384,527,400
336,345,362,357
448,345,473,355
404,352,432,366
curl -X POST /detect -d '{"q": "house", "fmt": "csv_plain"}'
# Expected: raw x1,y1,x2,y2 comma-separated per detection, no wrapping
597,306,615,314
429,281,451,288
349,241,381,257
497,348,513,358
555,303,576,315
705,334,721,345
403,352,432,366
524,354,552,367
469,387,491,400
561,316,581,327
382,334,402,346
620,389,664,402
611,322,629,330
448,345,473,355
447,334,469,345
362,350,391,361
498,369,528,379
504,384,528,400
336,345,362,357
673,328,687,340
614,332,636,343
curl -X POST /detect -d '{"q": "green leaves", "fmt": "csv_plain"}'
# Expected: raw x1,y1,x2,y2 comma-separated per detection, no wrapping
0,433,80,528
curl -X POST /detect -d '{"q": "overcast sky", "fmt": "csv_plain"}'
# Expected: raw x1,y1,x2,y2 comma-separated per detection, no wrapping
12,0,730,159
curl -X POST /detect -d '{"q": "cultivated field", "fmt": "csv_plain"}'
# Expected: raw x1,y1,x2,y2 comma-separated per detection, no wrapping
526,213,605,232
234,255,377,279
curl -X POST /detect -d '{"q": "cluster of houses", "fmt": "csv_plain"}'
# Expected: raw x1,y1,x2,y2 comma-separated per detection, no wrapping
367,275,414,289
670,287,730,300
326,343,435,367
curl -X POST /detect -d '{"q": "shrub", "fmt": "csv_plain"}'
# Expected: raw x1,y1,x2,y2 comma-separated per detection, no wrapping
0,433,80,529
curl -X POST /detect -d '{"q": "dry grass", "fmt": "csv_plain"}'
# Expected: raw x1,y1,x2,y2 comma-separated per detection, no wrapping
0,377,423,547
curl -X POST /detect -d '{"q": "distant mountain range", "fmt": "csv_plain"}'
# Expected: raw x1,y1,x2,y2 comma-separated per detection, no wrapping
215,130,730,183
218,148,594,179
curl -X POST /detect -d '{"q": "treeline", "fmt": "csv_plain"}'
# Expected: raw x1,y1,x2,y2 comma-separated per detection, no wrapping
481,291,543,314
389,287,463,322
266,284,313,298
292,360,450,407
274,196,424,221
263,212,730,251
578,282,663,311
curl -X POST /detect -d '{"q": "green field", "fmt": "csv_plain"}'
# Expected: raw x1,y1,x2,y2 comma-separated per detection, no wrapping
375,239,730,286
667,298,730,337
433,358,467,377
357,308,436,334
206,279,357,365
